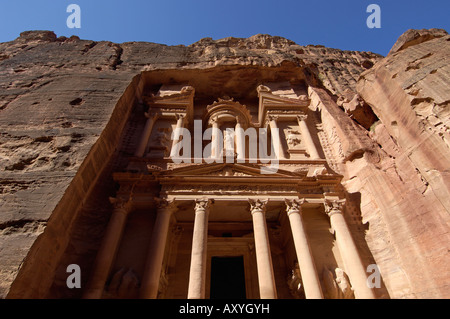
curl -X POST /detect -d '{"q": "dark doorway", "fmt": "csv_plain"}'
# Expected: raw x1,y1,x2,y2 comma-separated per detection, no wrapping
210,256,246,299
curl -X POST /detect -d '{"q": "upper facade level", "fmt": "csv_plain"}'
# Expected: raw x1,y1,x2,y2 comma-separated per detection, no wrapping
126,79,330,176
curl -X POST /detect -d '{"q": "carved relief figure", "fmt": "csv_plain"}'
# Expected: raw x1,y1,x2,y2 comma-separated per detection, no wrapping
154,128,170,147
287,263,305,299
105,268,140,299
149,127,171,156
322,267,354,299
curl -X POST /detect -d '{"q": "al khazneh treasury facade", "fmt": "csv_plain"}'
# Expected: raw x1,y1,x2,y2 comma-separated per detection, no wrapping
2,30,449,300
64,72,380,300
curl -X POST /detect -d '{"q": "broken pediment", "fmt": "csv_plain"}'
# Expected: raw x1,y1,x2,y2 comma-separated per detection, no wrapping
258,81,309,100
257,83,310,126
143,84,195,122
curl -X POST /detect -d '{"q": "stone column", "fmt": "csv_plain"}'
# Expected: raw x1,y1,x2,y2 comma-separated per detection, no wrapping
324,199,375,299
169,114,186,159
140,198,176,299
135,112,158,157
83,197,133,299
249,199,277,299
285,199,323,299
209,117,221,160
297,114,320,159
235,115,245,162
268,115,284,160
187,198,211,299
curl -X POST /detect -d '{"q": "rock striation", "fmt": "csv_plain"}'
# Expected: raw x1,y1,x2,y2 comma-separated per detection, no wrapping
0,29,448,299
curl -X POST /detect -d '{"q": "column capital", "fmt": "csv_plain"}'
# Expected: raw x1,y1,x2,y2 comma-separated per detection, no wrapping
285,198,307,216
249,199,268,215
109,197,133,215
154,197,177,213
144,111,158,120
208,116,220,126
264,114,278,127
194,198,212,213
324,198,346,217
297,114,308,122
175,113,186,121
235,115,245,125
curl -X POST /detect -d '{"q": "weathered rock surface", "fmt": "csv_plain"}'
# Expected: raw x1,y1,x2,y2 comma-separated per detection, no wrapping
354,32,450,298
388,28,448,55
0,29,448,299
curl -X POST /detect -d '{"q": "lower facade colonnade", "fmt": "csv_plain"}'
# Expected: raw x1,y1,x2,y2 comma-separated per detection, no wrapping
83,194,375,299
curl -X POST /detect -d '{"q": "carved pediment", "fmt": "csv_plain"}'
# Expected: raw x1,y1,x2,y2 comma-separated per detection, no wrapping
160,163,303,178
204,98,252,128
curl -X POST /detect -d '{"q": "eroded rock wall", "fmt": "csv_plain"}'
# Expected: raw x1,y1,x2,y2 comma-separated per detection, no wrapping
353,31,450,298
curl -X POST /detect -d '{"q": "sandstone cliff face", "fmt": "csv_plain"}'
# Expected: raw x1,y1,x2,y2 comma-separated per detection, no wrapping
353,30,450,298
0,30,448,299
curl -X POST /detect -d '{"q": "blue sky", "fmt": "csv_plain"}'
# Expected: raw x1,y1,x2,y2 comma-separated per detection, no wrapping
0,0,449,56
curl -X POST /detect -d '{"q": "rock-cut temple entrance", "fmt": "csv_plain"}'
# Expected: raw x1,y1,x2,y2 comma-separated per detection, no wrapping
30,66,381,299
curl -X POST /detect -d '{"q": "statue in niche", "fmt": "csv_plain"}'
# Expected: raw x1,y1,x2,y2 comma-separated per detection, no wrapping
154,128,170,147
287,262,305,299
105,268,140,299
286,130,302,148
223,129,235,157
322,267,354,299
149,127,171,156
157,269,169,298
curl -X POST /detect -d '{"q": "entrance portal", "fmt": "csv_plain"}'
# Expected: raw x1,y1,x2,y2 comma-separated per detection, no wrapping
210,256,246,299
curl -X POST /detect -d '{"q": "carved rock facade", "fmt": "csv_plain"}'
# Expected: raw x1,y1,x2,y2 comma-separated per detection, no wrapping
1,29,449,299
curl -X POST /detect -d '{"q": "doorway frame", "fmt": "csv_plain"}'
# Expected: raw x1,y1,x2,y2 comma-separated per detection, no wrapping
205,236,259,299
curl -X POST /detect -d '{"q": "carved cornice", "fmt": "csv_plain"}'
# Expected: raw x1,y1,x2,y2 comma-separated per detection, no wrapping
162,184,300,195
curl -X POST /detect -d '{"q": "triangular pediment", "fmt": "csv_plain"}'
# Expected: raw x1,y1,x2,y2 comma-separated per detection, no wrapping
163,162,303,178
